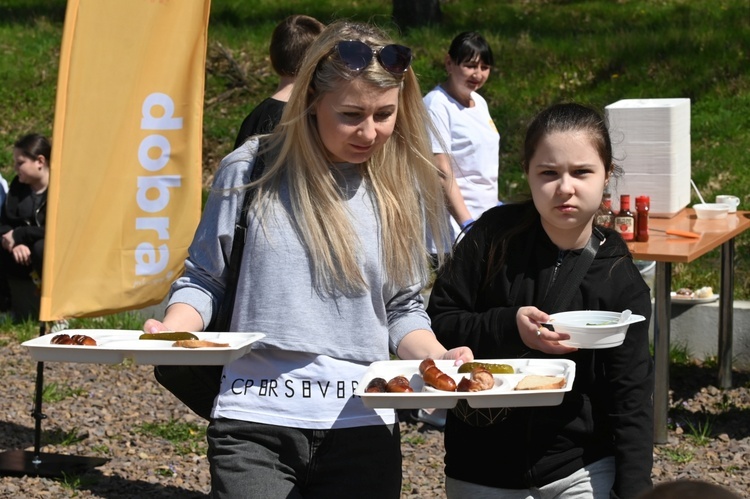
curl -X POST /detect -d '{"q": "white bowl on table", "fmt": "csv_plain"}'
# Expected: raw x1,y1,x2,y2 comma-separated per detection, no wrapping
547,310,646,349
693,203,729,220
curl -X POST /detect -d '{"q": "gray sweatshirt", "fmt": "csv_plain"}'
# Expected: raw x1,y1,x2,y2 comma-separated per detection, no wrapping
169,138,432,363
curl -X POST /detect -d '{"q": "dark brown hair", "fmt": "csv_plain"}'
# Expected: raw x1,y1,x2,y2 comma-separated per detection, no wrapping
14,133,51,164
482,103,616,288
523,102,617,178
270,15,325,77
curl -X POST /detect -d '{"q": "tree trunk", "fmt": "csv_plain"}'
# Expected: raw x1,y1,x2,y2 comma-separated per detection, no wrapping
392,0,442,30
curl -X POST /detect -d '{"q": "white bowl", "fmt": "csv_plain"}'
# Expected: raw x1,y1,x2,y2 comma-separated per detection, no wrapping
547,310,646,349
693,203,729,220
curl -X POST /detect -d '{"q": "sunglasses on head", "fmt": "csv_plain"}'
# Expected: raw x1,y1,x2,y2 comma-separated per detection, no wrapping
335,40,413,75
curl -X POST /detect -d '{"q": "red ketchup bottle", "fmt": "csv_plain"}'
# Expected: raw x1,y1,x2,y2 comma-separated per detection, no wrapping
636,195,650,242
615,194,635,241
595,192,615,229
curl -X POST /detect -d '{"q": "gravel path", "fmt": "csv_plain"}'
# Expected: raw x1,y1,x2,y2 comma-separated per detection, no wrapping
0,339,748,498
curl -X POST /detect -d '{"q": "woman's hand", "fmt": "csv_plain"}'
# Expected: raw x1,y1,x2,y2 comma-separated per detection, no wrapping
436,346,474,366
1,231,14,252
397,329,474,366
11,244,31,265
143,317,169,334
143,303,205,334
517,306,577,355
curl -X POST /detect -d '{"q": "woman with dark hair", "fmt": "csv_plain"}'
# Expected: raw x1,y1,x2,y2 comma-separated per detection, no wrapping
424,31,500,257
0,133,51,318
428,103,654,498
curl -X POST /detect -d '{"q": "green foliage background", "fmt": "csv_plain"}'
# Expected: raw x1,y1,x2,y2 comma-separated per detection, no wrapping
0,0,748,298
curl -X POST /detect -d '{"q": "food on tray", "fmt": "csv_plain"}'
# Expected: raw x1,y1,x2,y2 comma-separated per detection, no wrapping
458,361,514,374
50,333,97,346
173,339,230,348
419,358,457,392
514,374,566,391
457,366,495,392
673,286,714,300
138,331,199,341
365,376,414,393
385,375,414,393
365,377,389,393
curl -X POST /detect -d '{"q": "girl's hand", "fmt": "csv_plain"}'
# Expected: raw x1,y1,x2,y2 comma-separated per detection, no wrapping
517,306,577,355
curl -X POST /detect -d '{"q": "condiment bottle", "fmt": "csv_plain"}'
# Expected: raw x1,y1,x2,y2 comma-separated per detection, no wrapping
615,194,635,241
595,192,615,229
636,195,650,242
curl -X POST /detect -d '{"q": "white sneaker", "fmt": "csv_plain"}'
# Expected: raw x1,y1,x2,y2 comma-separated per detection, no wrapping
416,408,447,428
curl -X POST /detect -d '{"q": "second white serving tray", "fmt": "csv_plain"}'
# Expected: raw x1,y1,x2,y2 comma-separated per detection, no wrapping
355,358,575,409
23,329,265,366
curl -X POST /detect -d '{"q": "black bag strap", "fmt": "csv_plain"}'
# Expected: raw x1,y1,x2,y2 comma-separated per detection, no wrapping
541,227,604,314
211,143,268,331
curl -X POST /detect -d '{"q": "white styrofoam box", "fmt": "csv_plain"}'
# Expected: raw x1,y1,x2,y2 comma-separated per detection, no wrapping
612,167,692,218
605,98,691,218
606,98,691,144
614,139,691,175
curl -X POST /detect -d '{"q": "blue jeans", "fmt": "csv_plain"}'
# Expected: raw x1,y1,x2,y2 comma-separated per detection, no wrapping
208,418,402,498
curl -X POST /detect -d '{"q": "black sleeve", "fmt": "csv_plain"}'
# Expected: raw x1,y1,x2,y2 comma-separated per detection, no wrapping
427,218,521,357
600,264,654,498
233,99,283,149
12,225,45,246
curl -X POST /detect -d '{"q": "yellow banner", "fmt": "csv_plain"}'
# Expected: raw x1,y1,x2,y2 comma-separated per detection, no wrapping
41,0,211,320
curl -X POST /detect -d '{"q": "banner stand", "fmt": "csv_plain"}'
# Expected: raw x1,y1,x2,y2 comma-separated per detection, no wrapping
0,323,108,477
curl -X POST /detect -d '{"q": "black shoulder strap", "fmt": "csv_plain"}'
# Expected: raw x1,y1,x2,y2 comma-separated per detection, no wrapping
541,227,604,314
211,143,268,331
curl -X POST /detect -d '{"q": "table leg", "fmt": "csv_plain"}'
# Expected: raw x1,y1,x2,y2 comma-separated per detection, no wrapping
653,261,672,444
718,239,735,388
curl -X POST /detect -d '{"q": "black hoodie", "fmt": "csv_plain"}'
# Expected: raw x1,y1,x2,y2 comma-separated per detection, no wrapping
0,176,47,246
428,201,654,499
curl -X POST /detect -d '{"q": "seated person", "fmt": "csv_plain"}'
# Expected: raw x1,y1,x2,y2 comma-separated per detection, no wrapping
0,172,8,311
0,133,51,318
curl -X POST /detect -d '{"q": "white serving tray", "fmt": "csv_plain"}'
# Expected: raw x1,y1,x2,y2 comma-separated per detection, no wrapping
22,329,265,365
355,358,575,410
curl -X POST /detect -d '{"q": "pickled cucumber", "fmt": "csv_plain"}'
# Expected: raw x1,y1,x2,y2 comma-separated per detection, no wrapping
458,362,514,374
138,331,199,341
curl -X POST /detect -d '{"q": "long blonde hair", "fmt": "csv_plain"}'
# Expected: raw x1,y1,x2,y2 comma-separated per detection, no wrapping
251,21,449,294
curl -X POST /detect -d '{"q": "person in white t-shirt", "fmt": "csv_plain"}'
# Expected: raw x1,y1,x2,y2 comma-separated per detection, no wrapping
424,31,500,258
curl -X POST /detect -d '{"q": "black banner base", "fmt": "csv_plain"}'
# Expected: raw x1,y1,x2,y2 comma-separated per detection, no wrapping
0,450,108,478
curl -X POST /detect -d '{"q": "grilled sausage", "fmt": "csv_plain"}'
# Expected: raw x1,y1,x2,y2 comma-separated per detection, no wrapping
419,359,457,392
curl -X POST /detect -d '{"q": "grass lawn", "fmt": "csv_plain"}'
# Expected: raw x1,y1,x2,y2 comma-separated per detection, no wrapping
0,0,749,299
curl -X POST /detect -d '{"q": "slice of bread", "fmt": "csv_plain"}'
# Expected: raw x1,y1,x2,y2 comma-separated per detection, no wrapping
514,374,566,391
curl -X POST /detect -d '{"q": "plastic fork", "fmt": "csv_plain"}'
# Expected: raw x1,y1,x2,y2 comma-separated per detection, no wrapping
650,228,700,239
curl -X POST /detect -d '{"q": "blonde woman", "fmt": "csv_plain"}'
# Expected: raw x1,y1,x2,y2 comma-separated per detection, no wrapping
144,21,472,498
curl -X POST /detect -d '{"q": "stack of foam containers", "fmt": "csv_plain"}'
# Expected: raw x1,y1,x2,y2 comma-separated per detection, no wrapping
605,98,691,218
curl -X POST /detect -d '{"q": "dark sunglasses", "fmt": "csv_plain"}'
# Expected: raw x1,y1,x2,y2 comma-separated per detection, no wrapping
335,40,413,75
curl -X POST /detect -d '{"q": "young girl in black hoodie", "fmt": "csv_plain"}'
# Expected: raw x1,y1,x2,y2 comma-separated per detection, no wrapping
428,103,654,499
